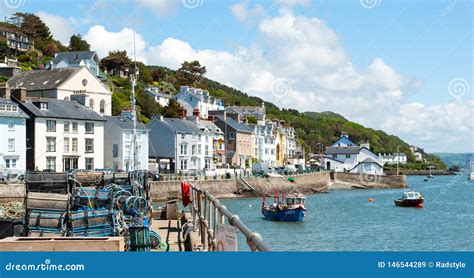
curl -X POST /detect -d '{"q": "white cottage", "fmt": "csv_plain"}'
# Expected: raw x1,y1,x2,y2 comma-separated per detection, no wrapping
322,134,383,175
175,86,224,119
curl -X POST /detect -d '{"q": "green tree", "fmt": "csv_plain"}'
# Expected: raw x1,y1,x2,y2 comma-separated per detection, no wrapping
176,60,206,87
162,99,182,118
101,50,132,75
11,13,51,42
69,34,90,51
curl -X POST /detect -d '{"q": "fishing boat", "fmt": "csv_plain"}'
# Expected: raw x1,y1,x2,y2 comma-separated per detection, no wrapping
394,191,424,207
261,192,306,222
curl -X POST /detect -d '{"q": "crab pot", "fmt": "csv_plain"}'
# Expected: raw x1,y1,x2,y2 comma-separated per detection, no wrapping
26,192,69,211
27,210,66,230
0,219,23,239
72,187,112,209
28,228,66,237
70,225,114,237
25,172,69,194
128,225,150,252
70,209,113,231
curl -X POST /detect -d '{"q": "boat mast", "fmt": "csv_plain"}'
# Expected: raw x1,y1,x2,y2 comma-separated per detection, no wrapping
130,18,139,172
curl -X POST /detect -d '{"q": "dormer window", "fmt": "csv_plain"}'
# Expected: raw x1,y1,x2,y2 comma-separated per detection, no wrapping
40,102,48,110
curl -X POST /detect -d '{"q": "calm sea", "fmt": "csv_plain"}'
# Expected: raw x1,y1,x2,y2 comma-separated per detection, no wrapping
220,174,474,251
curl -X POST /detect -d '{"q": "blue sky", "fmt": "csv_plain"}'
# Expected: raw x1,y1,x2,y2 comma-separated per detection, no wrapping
1,0,472,152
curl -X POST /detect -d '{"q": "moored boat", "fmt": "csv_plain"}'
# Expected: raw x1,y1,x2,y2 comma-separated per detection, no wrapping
261,192,306,222
394,191,424,207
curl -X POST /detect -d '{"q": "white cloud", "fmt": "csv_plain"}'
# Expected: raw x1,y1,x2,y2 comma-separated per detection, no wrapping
231,0,265,24
36,11,76,45
83,10,473,152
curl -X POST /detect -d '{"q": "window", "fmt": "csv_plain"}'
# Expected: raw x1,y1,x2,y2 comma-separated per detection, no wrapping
72,122,78,133
332,154,337,158
40,102,48,110
89,99,94,109
8,121,14,131
113,144,119,158
205,145,209,156
100,100,105,114
5,158,17,169
64,138,69,153
180,160,188,170
71,138,78,152
192,145,196,156
46,120,56,132
85,158,94,171
46,137,56,152
181,134,185,140
205,158,211,169
229,132,235,140
8,138,14,152
180,144,187,156
198,144,202,155
198,134,201,141
46,157,56,171
346,154,351,158
85,122,94,134
85,138,94,153
64,121,70,133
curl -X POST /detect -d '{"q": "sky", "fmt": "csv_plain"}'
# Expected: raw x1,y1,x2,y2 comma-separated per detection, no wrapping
1,0,472,153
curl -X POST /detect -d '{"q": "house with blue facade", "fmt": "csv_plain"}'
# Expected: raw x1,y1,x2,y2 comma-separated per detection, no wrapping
49,51,100,76
0,98,29,179
103,110,149,171
322,133,383,175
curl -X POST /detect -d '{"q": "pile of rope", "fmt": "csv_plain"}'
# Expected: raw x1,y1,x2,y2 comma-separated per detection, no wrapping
0,201,25,219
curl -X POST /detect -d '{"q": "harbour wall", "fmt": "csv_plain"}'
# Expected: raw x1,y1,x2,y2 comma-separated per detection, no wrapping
149,172,406,201
0,183,25,204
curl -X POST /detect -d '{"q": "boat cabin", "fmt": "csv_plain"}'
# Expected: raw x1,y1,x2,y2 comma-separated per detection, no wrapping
286,195,306,208
402,191,422,200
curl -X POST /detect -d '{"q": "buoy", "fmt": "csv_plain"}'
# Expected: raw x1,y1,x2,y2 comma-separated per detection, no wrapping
417,203,423,208
248,204,252,208
368,198,374,202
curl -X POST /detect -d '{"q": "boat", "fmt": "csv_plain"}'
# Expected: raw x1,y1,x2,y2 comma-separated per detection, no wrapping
394,191,424,207
261,192,306,222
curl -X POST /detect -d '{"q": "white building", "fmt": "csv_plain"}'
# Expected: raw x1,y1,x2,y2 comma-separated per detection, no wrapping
379,153,407,165
49,51,100,77
7,67,112,116
249,122,278,167
0,98,28,179
322,134,383,175
19,98,105,172
148,116,216,174
103,111,149,171
145,87,173,107
175,86,224,119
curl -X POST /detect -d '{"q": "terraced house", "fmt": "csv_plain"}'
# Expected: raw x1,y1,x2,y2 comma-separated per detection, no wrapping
18,97,105,172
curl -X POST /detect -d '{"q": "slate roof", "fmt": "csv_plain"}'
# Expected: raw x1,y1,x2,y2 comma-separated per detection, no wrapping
145,88,173,99
0,98,29,118
149,117,202,134
225,106,265,120
103,115,147,130
196,119,223,134
215,115,252,133
324,146,360,155
20,98,105,121
7,68,80,90
51,51,98,65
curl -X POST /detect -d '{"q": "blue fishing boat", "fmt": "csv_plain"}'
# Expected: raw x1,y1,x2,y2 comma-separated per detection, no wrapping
261,192,306,222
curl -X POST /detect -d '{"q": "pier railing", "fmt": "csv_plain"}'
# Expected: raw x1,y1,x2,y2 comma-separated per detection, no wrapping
189,183,271,252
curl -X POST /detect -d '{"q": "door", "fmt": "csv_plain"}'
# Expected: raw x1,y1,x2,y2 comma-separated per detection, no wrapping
63,157,79,172
326,161,331,169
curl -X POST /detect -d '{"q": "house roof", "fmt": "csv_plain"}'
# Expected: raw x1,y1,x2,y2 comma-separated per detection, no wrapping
225,106,265,120
0,98,29,118
150,117,202,134
20,98,105,121
103,115,148,130
215,115,252,133
196,119,223,134
325,146,360,155
349,157,383,171
7,68,80,90
330,135,358,147
51,51,98,65
145,88,173,100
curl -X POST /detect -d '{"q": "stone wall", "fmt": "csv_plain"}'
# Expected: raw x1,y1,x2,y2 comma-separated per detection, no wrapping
0,183,25,204
333,172,406,189
149,179,239,201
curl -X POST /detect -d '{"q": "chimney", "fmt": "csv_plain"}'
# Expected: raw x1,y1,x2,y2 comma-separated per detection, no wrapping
11,87,27,102
360,141,370,150
178,108,186,119
223,111,227,121
160,115,164,121
208,115,215,122
0,83,10,99
193,108,200,118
